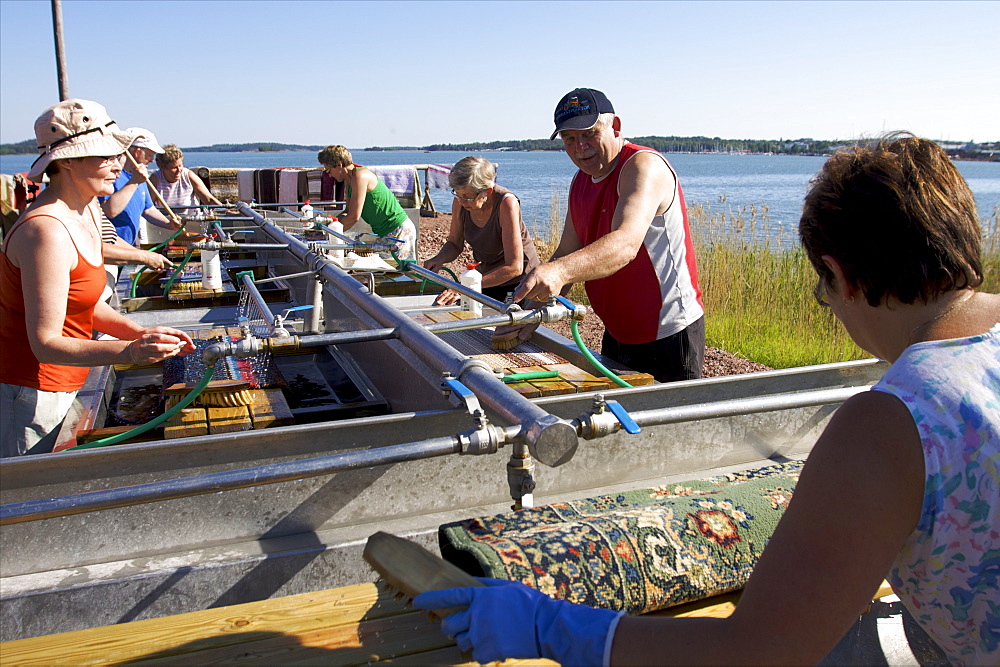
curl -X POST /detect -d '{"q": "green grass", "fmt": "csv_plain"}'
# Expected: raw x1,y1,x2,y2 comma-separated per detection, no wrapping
535,195,1000,370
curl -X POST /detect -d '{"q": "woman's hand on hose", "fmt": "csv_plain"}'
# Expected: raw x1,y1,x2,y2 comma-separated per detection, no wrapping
140,251,174,271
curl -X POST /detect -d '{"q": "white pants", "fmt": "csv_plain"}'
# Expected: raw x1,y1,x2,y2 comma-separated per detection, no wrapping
0,383,77,457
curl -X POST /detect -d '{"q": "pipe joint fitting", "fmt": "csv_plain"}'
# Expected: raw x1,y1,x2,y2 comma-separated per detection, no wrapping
457,422,505,456
452,358,495,383
522,414,579,467
200,337,264,364
507,453,537,501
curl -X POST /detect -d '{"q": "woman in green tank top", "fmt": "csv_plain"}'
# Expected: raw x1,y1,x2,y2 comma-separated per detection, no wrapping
317,145,416,259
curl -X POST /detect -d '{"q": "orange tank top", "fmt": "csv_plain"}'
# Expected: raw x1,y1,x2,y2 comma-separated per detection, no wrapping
0,212,106,391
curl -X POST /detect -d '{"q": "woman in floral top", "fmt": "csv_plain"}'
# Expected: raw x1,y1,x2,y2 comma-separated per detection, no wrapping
413,134,999,666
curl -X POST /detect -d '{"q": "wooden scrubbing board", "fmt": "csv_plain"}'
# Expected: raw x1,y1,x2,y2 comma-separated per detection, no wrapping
420,313,655,394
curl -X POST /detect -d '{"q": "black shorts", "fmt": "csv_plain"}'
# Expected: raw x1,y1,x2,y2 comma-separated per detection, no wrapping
601,316,705,383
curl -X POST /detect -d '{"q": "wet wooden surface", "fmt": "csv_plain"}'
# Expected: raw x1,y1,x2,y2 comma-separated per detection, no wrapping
416,311,655,393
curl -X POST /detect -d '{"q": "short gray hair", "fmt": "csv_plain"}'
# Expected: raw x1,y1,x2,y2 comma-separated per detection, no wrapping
593,113,616,131
449,156,496,191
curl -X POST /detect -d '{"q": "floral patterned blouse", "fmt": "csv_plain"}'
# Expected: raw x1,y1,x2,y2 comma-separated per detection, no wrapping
875,322,1000,665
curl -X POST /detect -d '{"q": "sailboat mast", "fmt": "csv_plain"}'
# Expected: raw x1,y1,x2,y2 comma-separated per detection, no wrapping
51,0,69,100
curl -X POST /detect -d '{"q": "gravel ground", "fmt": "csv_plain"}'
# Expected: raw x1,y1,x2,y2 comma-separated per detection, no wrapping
417,213,771,378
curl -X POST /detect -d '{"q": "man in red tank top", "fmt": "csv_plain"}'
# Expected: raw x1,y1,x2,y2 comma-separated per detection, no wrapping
513,88,704,382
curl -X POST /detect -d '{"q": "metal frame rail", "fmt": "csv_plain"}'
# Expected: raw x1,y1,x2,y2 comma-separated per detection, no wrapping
0,384,868,526
232,202,579,468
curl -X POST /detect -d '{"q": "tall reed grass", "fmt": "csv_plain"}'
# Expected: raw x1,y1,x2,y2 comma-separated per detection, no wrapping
534,193,1000,369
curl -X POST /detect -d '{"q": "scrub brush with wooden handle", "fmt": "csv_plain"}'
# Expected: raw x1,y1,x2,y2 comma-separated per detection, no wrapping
363,531,485,617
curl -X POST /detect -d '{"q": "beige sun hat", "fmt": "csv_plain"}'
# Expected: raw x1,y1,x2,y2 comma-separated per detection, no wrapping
27,99,136,182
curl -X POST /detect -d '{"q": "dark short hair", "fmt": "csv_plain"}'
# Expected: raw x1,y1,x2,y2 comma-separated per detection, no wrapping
799,133,982,306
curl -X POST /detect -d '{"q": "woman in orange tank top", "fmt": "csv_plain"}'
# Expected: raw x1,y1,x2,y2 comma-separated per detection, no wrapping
0,100,195,457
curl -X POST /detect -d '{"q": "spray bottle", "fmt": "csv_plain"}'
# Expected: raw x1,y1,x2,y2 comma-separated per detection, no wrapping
459,262,482,316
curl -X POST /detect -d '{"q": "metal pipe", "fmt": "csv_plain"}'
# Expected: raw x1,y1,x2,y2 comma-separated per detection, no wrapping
0,384,868,526
316,223,353,244
236,202,578,467
51,0,69,100
253,270,317,285
309,242,399,253
206,301,577,355
0,437,461,526
248,201,346,209
188,241,289,250
240,274,279,337
403,262,508,312
630,385,870,427
306,275,323,332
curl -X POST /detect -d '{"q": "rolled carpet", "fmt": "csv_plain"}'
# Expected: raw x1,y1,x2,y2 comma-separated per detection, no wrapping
439,459,803,614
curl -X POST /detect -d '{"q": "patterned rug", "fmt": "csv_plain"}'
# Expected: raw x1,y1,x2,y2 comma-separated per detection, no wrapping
439,460,803,614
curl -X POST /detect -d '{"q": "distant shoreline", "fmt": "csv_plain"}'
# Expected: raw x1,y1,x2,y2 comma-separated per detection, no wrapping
3,137,997,161
1,148,996,162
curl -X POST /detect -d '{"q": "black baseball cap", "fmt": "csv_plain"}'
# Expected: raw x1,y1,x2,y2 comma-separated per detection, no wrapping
550,88,615,140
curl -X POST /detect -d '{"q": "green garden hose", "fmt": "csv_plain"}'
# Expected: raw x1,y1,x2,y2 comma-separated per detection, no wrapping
128,226,187,298
570,319,632,388
66,366,216,450
161,250,195,297
502,371,560,383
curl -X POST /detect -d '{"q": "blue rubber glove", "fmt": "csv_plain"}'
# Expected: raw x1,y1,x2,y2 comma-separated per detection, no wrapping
412,578,625,666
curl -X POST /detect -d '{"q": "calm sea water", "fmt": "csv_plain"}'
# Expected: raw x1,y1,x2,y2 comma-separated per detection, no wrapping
4,150,998,243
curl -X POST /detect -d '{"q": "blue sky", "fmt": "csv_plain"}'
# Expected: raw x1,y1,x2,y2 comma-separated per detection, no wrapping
1,1,997,147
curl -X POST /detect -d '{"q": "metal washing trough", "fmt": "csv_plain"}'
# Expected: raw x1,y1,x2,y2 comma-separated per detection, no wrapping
0,206,887,641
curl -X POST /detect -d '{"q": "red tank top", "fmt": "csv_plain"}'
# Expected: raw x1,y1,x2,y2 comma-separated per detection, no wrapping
0,213,106,391
569,143,703,344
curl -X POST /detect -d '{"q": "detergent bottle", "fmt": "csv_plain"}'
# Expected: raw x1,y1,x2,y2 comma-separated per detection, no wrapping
201,246,223,290
329,217,345,259
300,199,314,221
459,262,482,316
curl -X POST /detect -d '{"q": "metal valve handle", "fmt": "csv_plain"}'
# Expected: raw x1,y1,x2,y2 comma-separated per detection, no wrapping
606,401,641,434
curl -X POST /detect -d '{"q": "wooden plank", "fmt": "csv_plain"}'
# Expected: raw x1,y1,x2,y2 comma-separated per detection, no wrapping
424,311,460,323
190,286,225,300
207,406,252,434
0,583,401,666
163,396,208,439
197,327,229,340
0,576,900,665
510,365,576,397
74,424,157,445
408,312,435,326
166,284,192,301
165,379,250,396
248,388,295,429
450,310,480,320
112,362,160,372
542,363,612,392
502,378,542,398
617,372,656,387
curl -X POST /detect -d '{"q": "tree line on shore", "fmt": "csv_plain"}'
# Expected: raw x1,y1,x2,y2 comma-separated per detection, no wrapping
3,137,998,160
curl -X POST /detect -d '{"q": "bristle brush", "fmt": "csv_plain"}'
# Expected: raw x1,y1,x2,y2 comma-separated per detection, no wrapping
363,531,484,617
165,379,253,407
